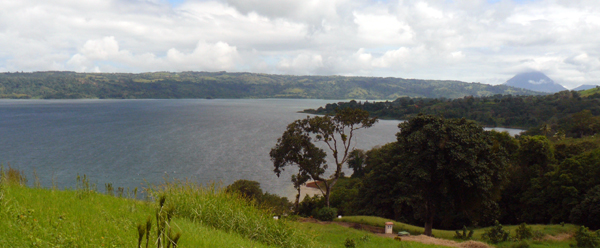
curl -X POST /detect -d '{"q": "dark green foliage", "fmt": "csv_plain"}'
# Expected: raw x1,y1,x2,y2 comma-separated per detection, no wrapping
344,238,356,248
572,226,600,248
393,115,509,236
316,207,337,221
482,221,510,244
328,177,361,216
270,108,376,207
347,149,367,178
225,180,263,201
306,90,600,130
354,143,408,221
0,71,540,100
570,185,600,230
515,223,533,240
297,195,325,217
454,226,474,240
225,180,293,215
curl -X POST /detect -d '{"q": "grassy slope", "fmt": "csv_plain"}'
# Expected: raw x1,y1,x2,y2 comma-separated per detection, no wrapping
0,185,276,247
337,216,578,248
0,184,443,248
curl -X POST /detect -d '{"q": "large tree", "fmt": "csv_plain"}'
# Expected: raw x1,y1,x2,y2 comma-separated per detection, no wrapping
395,114,508,236
270,108,377,207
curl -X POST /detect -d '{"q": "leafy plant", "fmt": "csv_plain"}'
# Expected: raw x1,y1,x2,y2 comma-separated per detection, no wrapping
316,207,338,222
482,220,510,244
515,223,533,240
572,226,600,248
344,238,356,248
454,226,474,240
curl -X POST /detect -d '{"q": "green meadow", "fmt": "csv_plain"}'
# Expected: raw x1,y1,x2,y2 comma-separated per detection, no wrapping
1,168,447,248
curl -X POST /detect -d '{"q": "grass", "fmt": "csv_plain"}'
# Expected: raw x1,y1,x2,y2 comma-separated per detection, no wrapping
0,166,581,248
336,216,579,247
294,221,446,248
151,179,314,248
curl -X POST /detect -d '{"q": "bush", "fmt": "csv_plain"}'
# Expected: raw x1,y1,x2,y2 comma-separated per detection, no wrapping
316,207,338,221
573,226,600,248
344,238,356,248
515,223,533,240
297,195,325,217
454,226,474,240
482,220,510,244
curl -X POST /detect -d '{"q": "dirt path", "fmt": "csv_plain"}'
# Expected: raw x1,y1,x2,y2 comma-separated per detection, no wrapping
377,233,491,248
299,218,492,248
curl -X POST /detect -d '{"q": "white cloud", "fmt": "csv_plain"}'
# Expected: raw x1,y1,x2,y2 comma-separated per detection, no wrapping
67,37,239,72
1,0,600,88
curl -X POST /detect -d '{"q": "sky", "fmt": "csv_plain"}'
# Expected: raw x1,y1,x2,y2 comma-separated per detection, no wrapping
1,0,599,88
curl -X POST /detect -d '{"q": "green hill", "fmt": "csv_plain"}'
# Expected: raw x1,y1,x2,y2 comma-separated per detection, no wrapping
0,170,444,248
0,71,542,99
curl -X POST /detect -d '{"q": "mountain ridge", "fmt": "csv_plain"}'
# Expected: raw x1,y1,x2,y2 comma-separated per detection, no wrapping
0,71,544,99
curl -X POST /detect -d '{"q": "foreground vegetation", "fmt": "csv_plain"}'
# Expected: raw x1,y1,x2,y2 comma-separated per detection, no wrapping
0,71,540,99
0,168,448,247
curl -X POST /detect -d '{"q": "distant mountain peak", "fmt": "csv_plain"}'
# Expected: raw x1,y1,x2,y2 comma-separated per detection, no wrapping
504,71,567,93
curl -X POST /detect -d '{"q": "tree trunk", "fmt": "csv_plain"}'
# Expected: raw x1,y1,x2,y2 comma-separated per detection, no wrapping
294,188,301,214
423,202,435,236
325,187,331,207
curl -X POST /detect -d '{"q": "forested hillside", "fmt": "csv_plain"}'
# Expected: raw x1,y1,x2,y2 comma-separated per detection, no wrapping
305,90,600,130
0,71,541,99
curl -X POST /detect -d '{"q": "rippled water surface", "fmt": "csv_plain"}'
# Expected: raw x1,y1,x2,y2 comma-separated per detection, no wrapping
0,99,404,197
0,99,522,198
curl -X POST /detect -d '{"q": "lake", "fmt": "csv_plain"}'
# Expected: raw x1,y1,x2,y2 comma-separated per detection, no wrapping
0,99,522,199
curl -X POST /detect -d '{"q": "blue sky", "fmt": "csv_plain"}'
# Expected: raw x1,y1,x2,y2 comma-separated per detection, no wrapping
1,0,599,88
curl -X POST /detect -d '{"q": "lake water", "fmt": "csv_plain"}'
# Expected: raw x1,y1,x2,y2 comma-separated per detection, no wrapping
0,99,522,199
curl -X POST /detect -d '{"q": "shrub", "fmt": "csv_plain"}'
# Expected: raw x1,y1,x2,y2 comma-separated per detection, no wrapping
344,238,356,248
482,220,510,244
316,207,337,221
573,226,600,248
515,223,533,240
454,226,474,240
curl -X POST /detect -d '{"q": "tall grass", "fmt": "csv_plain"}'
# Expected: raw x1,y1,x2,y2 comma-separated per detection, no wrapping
152,179,314,248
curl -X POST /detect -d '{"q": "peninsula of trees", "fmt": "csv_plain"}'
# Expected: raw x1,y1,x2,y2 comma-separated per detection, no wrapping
304,89,600,130
0,71,541,99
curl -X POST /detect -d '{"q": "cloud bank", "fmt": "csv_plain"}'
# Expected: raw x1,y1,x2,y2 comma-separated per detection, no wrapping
1,0,599,88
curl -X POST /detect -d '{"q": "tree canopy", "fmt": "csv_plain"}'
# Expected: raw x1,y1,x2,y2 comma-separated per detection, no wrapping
269,108,377,207
394,114,509,236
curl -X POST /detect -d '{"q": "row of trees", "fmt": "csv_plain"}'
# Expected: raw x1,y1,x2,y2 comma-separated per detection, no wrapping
305,90,600,130
271,108,600,236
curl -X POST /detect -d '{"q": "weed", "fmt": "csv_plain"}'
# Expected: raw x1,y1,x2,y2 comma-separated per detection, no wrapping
1,163,27,186
105,183,114,196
